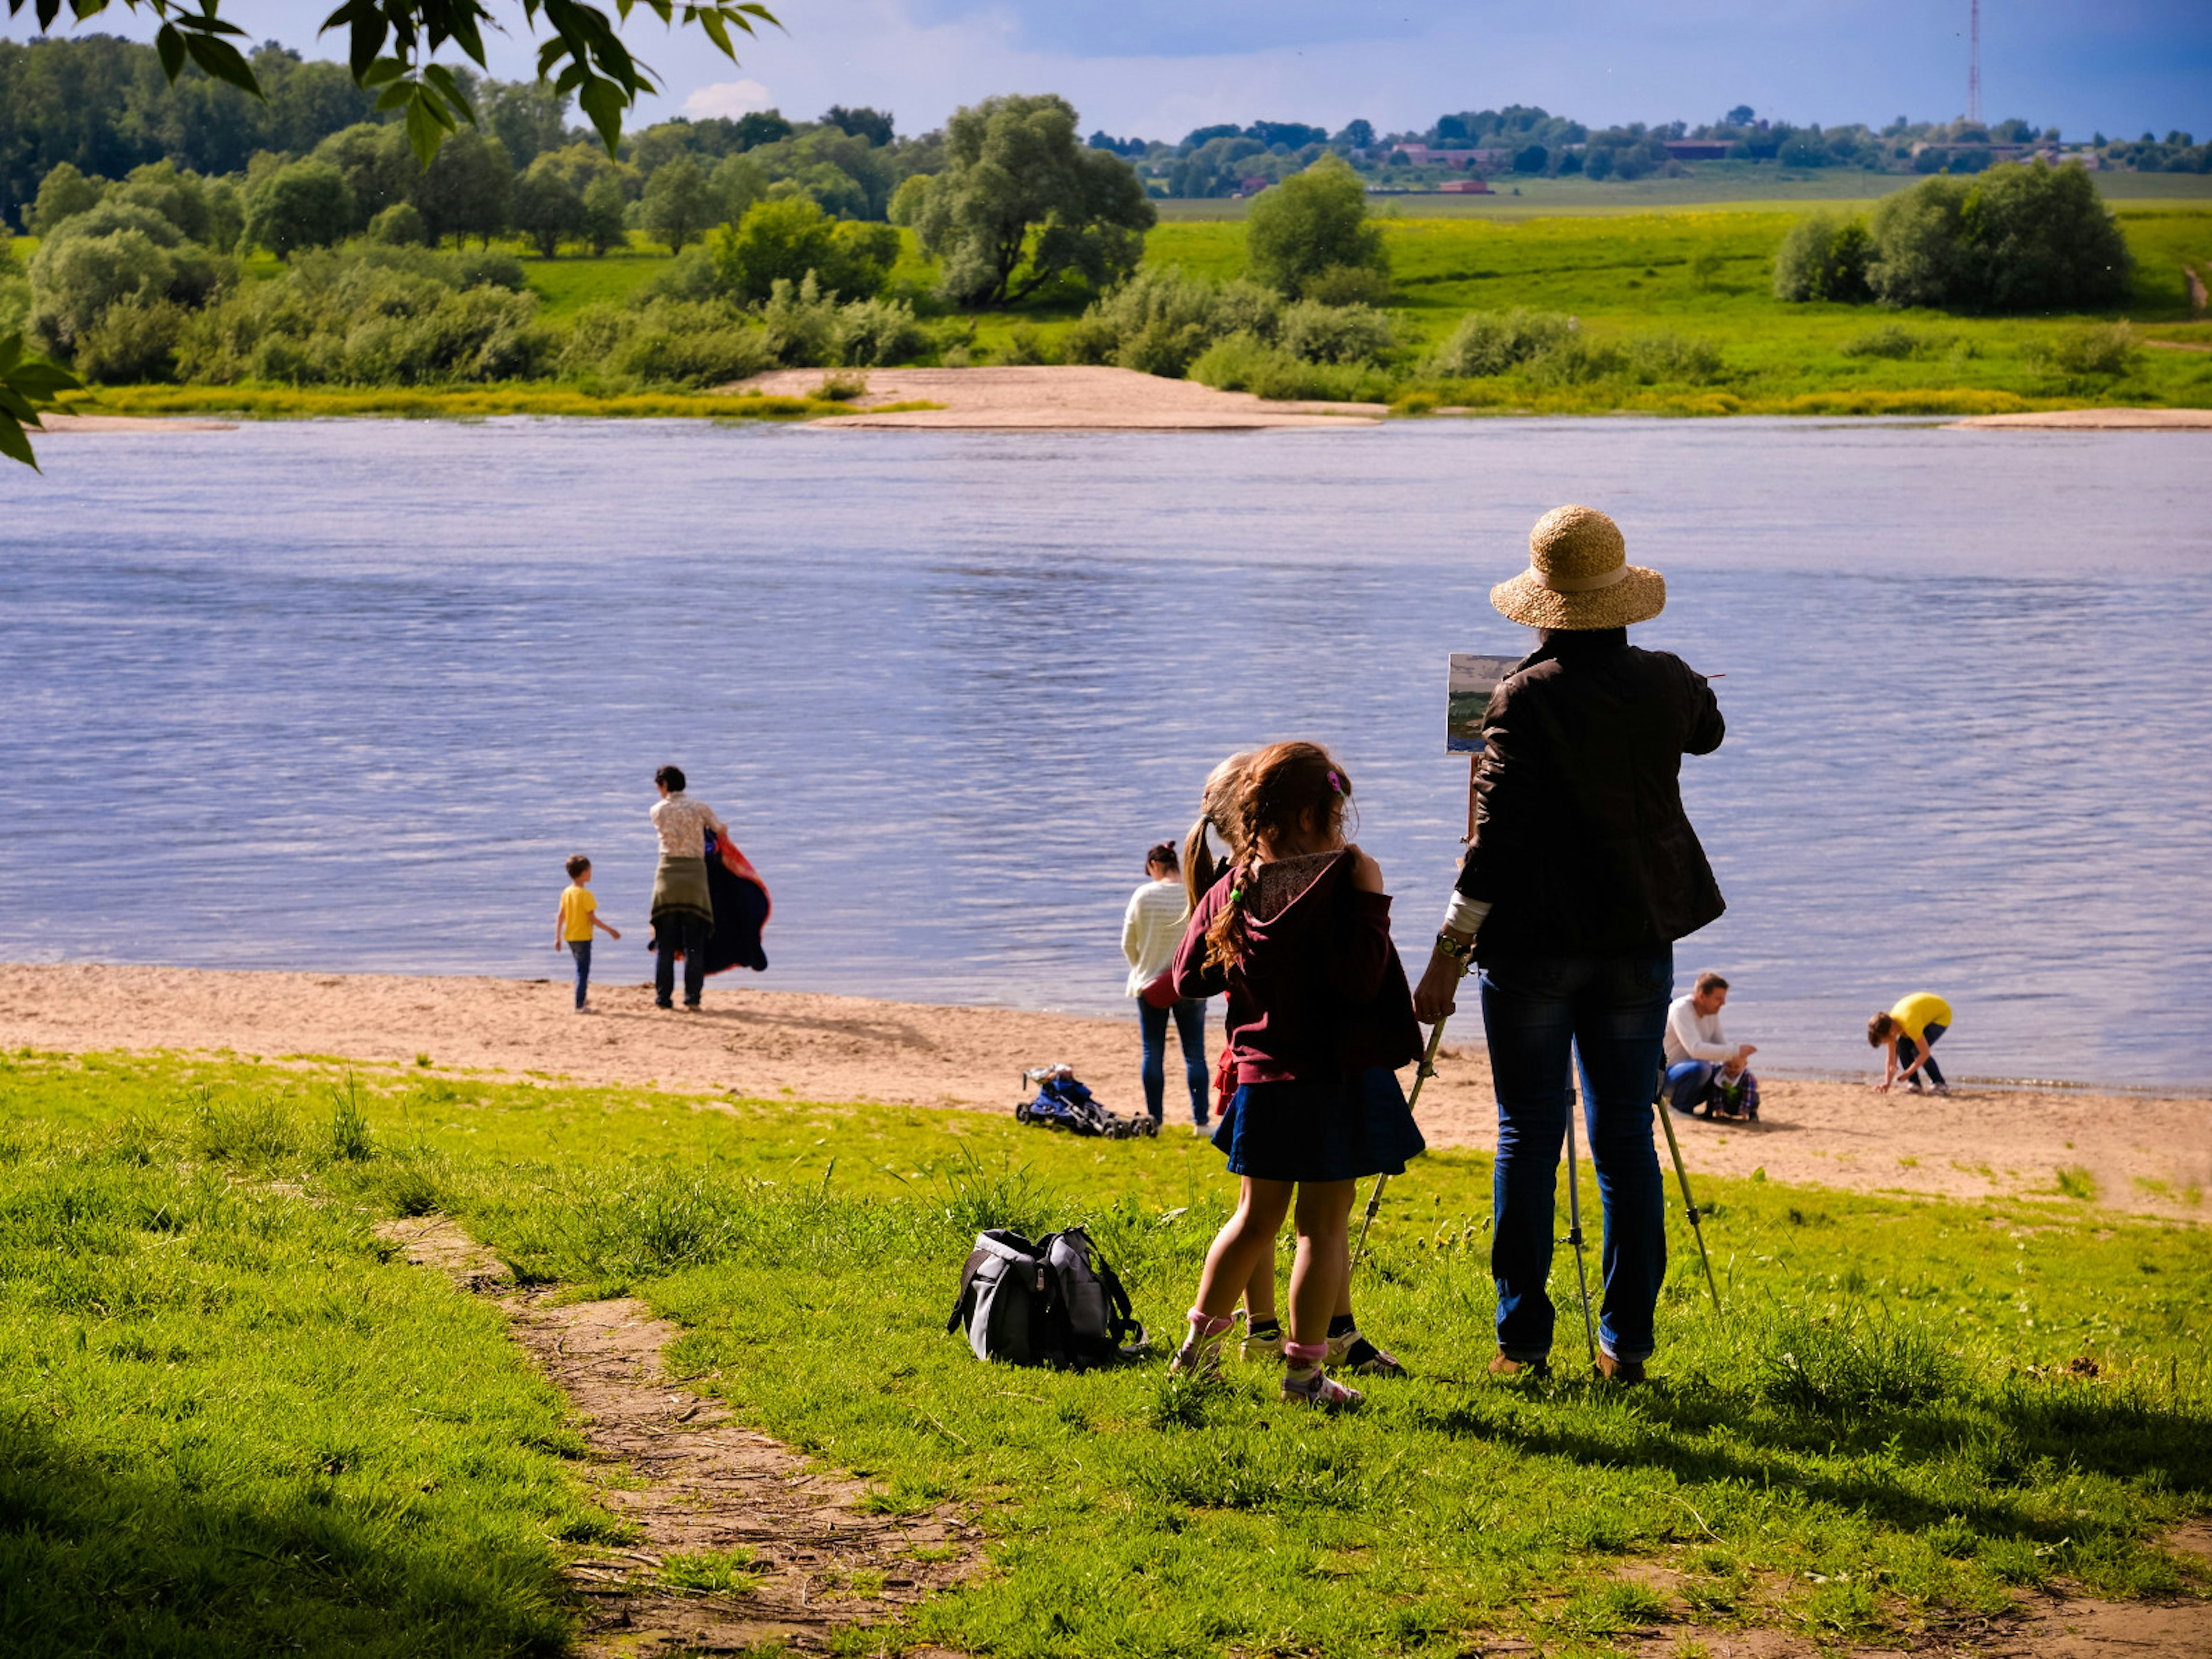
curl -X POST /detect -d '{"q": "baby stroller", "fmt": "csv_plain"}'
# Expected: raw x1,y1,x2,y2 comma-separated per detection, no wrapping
1014,1065,1157,1140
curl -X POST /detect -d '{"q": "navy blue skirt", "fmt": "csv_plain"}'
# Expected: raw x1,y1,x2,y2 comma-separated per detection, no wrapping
1211,1066,1427,1183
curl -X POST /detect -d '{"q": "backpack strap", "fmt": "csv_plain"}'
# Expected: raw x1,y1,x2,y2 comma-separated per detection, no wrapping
946,1244,992,1334
1095,1257,1144,1349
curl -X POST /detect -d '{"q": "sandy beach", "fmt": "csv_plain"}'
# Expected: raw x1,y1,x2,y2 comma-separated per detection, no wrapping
34,413,239,434
4,963,2202,1221
1950,406,2212,429
728,364,1387,428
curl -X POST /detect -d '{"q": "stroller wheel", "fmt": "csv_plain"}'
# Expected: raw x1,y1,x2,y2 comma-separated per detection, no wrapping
1014,1102,1031,1123
1141,1118,1159,1138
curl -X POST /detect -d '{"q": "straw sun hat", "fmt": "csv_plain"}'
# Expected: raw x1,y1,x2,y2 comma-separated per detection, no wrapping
1489,505,1666,630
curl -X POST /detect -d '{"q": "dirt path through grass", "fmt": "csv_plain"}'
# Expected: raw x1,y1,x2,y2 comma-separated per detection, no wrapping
377,1215,973,1656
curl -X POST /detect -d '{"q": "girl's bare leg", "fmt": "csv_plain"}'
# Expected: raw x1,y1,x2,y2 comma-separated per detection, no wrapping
1194,1177,1294,1320
1287,1180,1357,1348
1243,1245,1279,1322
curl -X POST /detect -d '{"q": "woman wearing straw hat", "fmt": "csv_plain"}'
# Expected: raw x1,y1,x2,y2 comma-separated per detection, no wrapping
1412,505,1726,1385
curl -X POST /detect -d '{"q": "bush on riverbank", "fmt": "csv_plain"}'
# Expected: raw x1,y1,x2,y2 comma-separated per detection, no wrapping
1060,262,1399,381
1774,161,2136,313
3,1050,2206,1658
175,245,547,386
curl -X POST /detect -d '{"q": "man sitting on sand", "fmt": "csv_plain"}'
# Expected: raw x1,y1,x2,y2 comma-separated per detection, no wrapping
1662,971,1758,1120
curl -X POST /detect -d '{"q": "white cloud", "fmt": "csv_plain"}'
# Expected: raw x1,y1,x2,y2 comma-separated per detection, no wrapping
681,78,776,119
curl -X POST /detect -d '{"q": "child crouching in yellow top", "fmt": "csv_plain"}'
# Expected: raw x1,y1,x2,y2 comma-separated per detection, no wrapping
1868,992,1951,1095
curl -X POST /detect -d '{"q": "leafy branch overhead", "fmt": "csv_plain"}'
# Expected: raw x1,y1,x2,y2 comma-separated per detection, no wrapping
0,332,83,471
5,0,782,164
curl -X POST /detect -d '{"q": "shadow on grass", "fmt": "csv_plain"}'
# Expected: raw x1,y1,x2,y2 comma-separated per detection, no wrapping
1409,1365,2212,1546
0,1405,573,1658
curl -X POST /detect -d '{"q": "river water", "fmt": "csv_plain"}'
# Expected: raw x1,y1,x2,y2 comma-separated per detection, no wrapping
3,415,2208,1089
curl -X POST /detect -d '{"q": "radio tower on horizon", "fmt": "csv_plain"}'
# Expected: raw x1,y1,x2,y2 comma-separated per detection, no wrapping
1968,0,1982,124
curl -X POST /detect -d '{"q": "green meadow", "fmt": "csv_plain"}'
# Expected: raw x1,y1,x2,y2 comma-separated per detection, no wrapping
995,205,2212,414
1150,165,2212,220
3,1049,2205,1657
26,198,2212,423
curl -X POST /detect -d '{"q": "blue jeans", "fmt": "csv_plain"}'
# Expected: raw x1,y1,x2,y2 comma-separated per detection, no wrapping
1479,946,1673,1365
1897,1022,1947,1088
1139,997,1210,1124
568,938,592,1009
1664,1058,1717,1112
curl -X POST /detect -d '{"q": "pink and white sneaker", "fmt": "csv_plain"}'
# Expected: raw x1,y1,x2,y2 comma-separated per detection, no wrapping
1281,1368,1364,1412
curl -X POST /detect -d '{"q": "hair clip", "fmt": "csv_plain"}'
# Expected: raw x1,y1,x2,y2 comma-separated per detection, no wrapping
1327,770,1343,793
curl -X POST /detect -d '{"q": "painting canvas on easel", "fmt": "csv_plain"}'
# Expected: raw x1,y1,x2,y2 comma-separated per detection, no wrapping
1447,653,1521,754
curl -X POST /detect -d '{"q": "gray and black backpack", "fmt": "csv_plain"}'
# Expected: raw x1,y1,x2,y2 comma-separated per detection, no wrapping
946,1226,1146,1369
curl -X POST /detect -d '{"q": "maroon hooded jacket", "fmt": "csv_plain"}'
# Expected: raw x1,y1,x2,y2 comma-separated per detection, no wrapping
1172,849,1422,1089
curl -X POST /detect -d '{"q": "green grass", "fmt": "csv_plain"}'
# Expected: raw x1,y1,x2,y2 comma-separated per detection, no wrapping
1151,164,2212,221
2,1048,2206,1657
518,247,675,319
955,204,2212,413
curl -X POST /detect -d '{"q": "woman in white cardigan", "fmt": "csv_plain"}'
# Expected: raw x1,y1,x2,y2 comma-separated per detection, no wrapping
1124,840,1211,1131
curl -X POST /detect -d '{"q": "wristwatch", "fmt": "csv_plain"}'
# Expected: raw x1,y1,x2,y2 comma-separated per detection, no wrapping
1434,931,1475,963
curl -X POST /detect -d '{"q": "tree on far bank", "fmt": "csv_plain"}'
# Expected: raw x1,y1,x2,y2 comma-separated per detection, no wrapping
1834,162,2135,312
710,195,895,302
1242,155,1388,301
412,130,513,248
243,160,354,259
1772,210,1872,302
823,105,895,146
710,153,771,226
581,175,628,255
911,93,1155,308
311,123,417,233
24,162,103,237
642,157,714,251
1954,160,2133,310
512,157,586,257
484,79,573,171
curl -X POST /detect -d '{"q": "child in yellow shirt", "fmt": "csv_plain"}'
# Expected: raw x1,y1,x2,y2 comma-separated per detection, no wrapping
1866,991,1952,1095
555,855,621,1012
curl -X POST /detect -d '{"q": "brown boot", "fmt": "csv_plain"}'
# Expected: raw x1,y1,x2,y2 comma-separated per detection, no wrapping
1488,1351,1549,1379
1597,1352,1647,1385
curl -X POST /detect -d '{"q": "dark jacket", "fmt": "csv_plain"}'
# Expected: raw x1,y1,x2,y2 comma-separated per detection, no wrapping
1173,850,1422,1086
1456,628,1725,958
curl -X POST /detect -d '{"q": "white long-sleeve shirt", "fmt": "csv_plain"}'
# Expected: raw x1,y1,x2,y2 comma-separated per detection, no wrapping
1122,878,1189,997
1663,995,1737,1066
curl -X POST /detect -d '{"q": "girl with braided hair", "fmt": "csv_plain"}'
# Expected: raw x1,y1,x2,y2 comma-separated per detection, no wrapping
1183,752,1408,1378
1168,742,1425,1410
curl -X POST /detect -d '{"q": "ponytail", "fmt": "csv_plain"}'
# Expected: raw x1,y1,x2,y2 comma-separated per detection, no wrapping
1181,816,1219,912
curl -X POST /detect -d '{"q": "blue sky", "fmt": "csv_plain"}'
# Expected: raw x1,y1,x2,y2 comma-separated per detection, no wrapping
9,1,2207,141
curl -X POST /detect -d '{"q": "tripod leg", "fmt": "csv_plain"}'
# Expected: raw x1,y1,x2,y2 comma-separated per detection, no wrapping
1349,1173,1391,1272
1563,1092,1598,1373
1654,1092,1724,1315
1350,1009,1452,1274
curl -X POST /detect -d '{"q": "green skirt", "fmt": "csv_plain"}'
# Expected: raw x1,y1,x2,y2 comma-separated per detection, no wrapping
650,854,714,927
